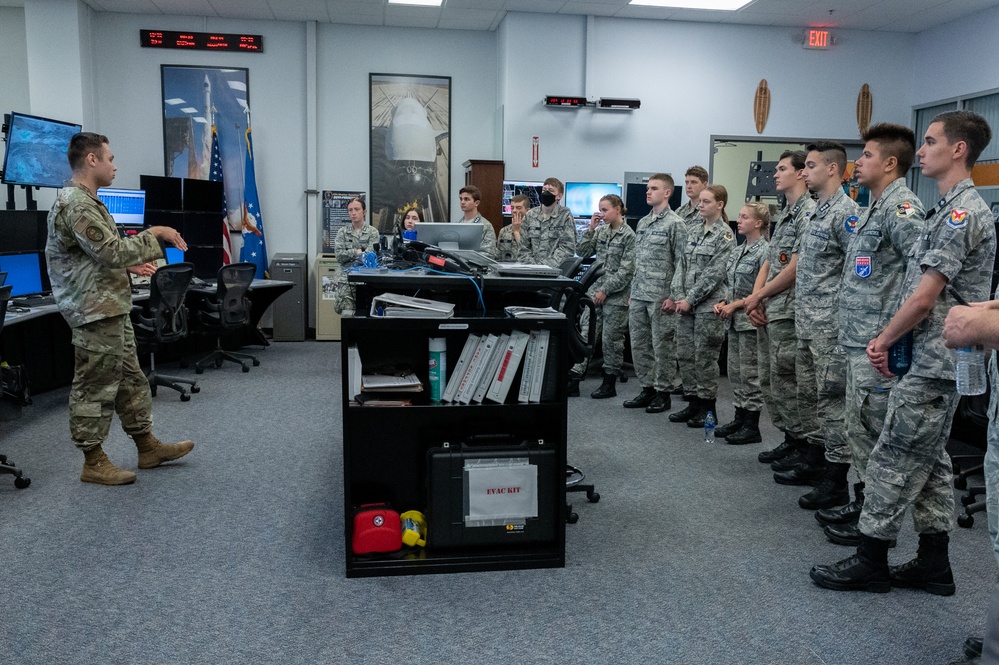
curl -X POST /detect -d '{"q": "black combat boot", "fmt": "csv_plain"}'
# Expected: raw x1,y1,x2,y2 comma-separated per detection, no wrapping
889,531,956,596
646,391,671,414
758,431,798,464
567,373,582,398
816,482,865,526
726,410,762,445
671,384,685,395
714,407,745,438
687,398,716,428
824,521,897,548
623,387,656,409
810,534,891,593
798,461,850,510
590,372,617,399
669,396,700,423
773,444,825,486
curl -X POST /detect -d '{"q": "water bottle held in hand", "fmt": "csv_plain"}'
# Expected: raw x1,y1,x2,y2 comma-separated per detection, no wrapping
955,346,987,395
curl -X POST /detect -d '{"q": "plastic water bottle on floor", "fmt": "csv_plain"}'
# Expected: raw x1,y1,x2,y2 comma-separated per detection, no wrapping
704,410,716,443
955,346,987,395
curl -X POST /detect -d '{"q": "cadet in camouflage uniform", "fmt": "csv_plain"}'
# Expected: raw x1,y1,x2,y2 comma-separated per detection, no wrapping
333,197,380,314
944,302,999,663
776,142,857,500
497,194,529,262
820,124,923,547
674,165,708,227
46,132,194,486
812,110,996,595
518,177,577,269
624,174,686,414
570,194,636,399
456,185,498,259
743,150,814,463
713,203,769,444
669,184,735,428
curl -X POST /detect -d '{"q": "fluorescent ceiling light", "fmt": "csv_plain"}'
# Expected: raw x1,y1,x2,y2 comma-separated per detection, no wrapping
629,0,753,9
388,0,443,6
180,107,199,114
164,98,186,105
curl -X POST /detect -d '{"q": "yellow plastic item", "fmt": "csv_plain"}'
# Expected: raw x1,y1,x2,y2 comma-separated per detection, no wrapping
400,510,427,548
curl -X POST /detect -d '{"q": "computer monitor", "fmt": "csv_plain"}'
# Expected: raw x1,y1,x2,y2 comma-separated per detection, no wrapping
501,180,544,216
97,187,146,235
564,182,623,219
0,252,44,297
413,222,482,250
1,112,82,189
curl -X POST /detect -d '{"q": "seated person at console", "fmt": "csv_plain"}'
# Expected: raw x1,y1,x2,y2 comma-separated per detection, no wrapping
518,177,576,268
397,206,423,241
455,185,498,258
497,194,529,261
333,197,379,314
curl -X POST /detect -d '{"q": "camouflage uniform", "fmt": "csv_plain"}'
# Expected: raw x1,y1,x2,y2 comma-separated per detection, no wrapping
518,204,577,269
839,178,923,482
572,222,636,377
496,224,523,262
461,215,498,259
860,179,996,540
986,352,999,565
332,223,380,313
629,208,687,392
795,188,857,464
723,236,768,411
757,194,815,436
675,221,735,399
675,200,702,227
45,184,165,451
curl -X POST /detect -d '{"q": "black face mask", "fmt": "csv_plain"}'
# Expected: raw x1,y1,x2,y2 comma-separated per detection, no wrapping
540,191,557,207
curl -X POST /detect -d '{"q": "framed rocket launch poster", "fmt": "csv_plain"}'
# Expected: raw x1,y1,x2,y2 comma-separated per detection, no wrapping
160,65,249,200
369,73,451,234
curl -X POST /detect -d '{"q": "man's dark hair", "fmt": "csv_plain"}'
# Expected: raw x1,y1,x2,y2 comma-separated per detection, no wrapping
685,165,708,182
862,123,916,175
778,150,806,171
67,132,109,170
459,185,482,202
649,173,674,190
805,141,848,177
932,110,993,168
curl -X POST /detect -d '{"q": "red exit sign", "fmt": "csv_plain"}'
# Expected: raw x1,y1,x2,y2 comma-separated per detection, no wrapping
804,29,832,50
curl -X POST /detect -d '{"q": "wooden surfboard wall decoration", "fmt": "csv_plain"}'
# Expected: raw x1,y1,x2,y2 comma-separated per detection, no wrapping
754,79,770,134
857,83,873,135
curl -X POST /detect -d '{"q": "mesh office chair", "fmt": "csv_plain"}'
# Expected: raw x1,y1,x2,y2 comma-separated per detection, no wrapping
194,262,260,374
0,284,31,488
132,262,200,401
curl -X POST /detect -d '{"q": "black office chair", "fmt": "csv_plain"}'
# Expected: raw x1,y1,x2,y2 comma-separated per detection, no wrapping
953,392,990,527
194,262,261,374
0,284,31,489
132,262,200,401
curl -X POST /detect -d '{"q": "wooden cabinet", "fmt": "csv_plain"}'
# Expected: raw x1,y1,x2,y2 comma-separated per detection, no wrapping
463,159,505,234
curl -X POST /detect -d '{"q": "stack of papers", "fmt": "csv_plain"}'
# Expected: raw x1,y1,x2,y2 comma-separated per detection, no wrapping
370,293,454,318
361,372,423,392
504,306,564,319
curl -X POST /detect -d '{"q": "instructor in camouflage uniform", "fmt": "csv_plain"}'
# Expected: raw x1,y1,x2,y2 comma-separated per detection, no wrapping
570,194,636,399
820,124,923,548
812,110,996,595
46,132,194,486
624,174,686,414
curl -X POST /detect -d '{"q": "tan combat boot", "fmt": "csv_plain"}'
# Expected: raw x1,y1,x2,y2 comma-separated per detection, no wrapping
134,432,195,469
81,446,137,485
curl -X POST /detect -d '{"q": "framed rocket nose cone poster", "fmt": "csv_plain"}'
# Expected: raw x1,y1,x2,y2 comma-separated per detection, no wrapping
369,73,451,235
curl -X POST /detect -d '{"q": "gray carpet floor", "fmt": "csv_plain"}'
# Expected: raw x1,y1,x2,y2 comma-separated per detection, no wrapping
0,340,995,665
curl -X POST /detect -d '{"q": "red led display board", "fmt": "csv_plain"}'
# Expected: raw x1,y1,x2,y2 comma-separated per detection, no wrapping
140,30,263,52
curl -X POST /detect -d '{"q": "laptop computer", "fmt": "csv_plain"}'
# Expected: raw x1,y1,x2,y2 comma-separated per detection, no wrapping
446,250,561,278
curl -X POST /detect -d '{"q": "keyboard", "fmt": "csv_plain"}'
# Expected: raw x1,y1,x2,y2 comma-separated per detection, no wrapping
12,295,56,307
190,277,215,289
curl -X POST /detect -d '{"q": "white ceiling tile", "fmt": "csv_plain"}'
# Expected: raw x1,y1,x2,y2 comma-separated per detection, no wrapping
559,3,619,16
272,8,331,22
503,0,568,14
384,5,441,28
99,0,163,13
328,2,384,17
612,5,682,20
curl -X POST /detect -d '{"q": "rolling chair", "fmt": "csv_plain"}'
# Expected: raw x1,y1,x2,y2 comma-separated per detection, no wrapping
556,259,602,523
132,262,200,401
194,262,261,374
952,391,990,528
0,284,31,489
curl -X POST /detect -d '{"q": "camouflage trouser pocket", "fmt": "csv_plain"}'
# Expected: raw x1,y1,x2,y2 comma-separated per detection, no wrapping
333,280,355,314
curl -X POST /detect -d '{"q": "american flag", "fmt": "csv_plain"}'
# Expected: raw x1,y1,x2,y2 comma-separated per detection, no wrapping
209,125,232,265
